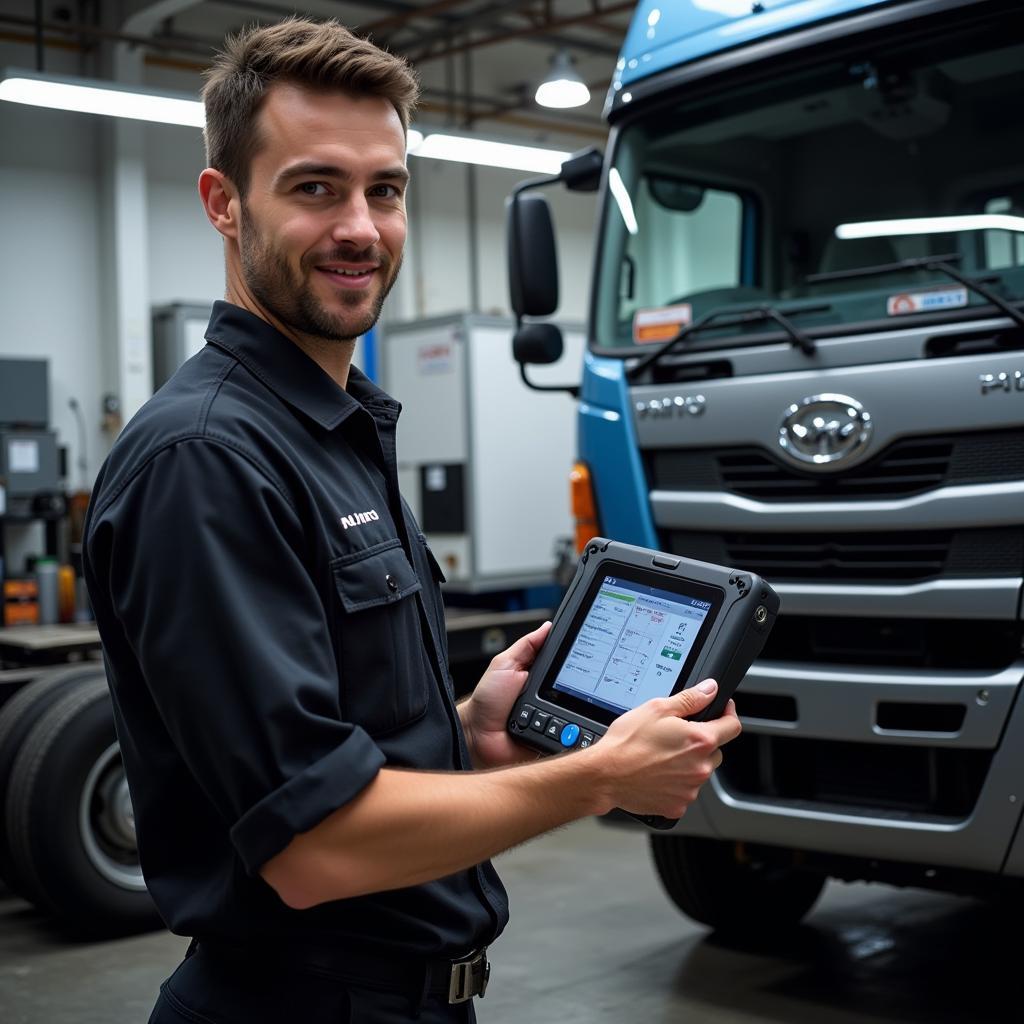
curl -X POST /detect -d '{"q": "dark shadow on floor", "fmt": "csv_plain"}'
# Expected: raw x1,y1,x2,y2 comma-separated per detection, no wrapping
666,888,1018,1023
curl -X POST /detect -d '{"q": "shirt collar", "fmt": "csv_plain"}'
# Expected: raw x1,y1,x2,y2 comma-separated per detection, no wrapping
204,301,400,431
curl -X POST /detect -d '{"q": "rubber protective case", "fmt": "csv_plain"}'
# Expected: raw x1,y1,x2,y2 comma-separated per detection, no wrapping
507,538,780,829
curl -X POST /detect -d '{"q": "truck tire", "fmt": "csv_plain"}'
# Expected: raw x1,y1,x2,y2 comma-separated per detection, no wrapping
5,675,161,934
0,665,106,891
650,834,825,935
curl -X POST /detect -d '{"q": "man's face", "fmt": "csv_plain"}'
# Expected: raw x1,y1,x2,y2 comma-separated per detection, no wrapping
238,84,409,342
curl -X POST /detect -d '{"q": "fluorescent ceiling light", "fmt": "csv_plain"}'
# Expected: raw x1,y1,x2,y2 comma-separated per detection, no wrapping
0,69,203,127
608,168,638,235
408,133,569,174
837,214,1024,239
535,50,590,110
0,70,569,175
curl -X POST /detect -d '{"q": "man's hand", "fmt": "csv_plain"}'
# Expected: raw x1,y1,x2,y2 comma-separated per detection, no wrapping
459,620,552,769
264,661,740,908
588,681,742,820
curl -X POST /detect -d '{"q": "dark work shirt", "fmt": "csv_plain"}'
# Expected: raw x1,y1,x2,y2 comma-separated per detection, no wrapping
83,301,508,956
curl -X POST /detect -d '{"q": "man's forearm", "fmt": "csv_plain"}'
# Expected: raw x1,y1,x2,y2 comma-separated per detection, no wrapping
261,755,607,909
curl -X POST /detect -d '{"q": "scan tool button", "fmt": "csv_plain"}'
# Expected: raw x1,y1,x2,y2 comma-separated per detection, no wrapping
516,705,535,728
530,711,551,733
560,723,581,748
545,717,567,739
578,731,595,749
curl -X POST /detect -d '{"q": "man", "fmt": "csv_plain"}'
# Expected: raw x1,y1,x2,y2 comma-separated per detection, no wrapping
84,17,741,1024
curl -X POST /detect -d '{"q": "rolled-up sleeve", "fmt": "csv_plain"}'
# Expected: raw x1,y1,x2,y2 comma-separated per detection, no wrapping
87,437,385,874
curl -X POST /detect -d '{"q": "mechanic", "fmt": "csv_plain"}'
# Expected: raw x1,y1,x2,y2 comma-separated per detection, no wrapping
83,17,742,1024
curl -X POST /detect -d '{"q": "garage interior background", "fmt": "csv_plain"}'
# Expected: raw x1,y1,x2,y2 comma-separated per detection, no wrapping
0,0,692,573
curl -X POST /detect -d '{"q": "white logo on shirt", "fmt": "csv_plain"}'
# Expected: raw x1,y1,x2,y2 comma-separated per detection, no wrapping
340,509,380,530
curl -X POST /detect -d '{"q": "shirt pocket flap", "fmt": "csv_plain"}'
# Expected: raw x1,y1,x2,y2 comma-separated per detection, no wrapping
421,538,448,584
331,540,423,613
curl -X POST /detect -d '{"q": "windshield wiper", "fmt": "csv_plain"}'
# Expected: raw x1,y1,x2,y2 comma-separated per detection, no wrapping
628,303,829,380
806,253,1024,330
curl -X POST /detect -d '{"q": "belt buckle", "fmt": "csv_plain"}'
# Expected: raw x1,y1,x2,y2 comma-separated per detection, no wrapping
447,948,490,1003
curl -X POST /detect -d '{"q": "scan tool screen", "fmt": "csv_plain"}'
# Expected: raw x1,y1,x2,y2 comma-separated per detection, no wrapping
550,575,716,717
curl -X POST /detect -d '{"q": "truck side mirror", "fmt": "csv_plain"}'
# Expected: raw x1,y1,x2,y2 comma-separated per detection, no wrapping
507,192,559,318
512,322,563,365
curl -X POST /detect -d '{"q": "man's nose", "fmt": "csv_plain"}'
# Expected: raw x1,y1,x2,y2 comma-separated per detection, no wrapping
331,195,380,252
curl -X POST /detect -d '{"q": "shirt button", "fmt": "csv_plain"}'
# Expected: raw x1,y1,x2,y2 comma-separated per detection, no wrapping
386,573,398,592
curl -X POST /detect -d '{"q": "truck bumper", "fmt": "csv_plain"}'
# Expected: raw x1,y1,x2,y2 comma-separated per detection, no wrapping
670,659,1024,875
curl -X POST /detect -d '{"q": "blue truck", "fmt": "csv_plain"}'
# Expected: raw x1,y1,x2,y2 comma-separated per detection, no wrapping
508,0,1024,930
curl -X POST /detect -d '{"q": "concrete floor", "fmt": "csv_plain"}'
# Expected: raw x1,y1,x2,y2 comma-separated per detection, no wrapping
0,817,1017,1023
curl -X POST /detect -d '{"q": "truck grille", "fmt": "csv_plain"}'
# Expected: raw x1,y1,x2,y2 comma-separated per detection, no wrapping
720,734,991,820
664,527,1023,583
645,428,1024,501
760,615,1022,669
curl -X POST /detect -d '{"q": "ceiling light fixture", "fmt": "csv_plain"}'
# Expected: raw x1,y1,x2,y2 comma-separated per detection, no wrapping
837,214,1024,239
0,68,204,127
535,50,590,110
407,132,569,174
0,70,570,175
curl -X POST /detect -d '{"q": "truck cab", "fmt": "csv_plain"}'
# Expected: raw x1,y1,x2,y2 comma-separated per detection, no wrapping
509,0,1024,929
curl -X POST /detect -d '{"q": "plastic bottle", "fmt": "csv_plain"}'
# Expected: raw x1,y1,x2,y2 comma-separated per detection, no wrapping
58,565,76,623
35,558,59,626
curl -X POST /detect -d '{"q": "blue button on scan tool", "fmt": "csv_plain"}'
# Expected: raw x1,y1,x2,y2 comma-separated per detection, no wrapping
560,723,580,748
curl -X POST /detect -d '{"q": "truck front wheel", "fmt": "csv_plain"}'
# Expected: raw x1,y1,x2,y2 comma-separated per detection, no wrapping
650,834,825,934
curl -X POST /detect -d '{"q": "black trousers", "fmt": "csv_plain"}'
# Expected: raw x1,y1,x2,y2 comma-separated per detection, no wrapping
148,946,478,1024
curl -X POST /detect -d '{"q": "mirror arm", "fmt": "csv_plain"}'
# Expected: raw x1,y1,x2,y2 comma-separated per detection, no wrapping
511,172,563,199
518,360,579,397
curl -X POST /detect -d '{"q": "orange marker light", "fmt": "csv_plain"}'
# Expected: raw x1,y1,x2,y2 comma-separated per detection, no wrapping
569,461,599,552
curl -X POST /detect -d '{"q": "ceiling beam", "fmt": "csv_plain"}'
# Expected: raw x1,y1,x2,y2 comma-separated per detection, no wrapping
407,1,632,63
379,0,538,51
417,98,605,140
0,12,215,58
204,0,322,20
361,0,478,37
365,1,622,58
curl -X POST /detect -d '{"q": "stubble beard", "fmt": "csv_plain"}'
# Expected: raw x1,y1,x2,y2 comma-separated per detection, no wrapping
239,204,401,343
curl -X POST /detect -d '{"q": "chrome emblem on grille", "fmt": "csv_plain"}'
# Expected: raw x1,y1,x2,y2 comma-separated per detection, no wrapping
634,394,706,419
778,394,872,468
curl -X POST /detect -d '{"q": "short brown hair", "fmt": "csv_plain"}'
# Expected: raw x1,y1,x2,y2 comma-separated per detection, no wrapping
203,17,419,194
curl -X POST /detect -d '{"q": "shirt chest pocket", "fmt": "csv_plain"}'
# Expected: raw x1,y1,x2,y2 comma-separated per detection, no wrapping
331,540,433,736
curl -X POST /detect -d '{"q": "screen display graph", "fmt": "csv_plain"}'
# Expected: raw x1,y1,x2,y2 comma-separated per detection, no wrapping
552,576,713,715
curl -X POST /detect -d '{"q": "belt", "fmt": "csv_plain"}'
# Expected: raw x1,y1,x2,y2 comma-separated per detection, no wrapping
195,939,490,1005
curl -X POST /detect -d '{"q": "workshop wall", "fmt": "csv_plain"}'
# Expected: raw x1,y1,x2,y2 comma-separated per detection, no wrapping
0,36,599,578
144,123,222,309
0,100,107,493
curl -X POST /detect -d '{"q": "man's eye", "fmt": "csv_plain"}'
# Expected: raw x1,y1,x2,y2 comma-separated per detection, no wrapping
370,184,401,199
298,182,329,196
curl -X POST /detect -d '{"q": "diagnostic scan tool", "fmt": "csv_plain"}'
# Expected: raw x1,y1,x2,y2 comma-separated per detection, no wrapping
508,538,780,828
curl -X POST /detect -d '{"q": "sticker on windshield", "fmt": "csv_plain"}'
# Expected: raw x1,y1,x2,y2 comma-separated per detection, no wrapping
887,287,968,316
633,303,693,344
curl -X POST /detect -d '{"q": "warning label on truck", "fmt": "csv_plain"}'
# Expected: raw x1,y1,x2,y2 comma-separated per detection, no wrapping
886,287,968,316
632,303,692,344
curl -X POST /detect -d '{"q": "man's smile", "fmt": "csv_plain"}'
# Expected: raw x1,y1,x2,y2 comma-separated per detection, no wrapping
315,262,379,289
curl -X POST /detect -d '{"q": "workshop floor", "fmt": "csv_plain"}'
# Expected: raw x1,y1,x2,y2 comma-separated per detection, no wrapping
0,817,1016,1023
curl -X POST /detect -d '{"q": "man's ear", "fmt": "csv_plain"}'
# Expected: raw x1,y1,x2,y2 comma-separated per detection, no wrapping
198,168,240,240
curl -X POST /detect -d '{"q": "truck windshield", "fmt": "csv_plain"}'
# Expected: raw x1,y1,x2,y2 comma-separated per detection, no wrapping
594,24,1024,351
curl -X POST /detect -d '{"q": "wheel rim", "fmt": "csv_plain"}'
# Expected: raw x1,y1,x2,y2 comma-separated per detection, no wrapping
78,742,147,891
